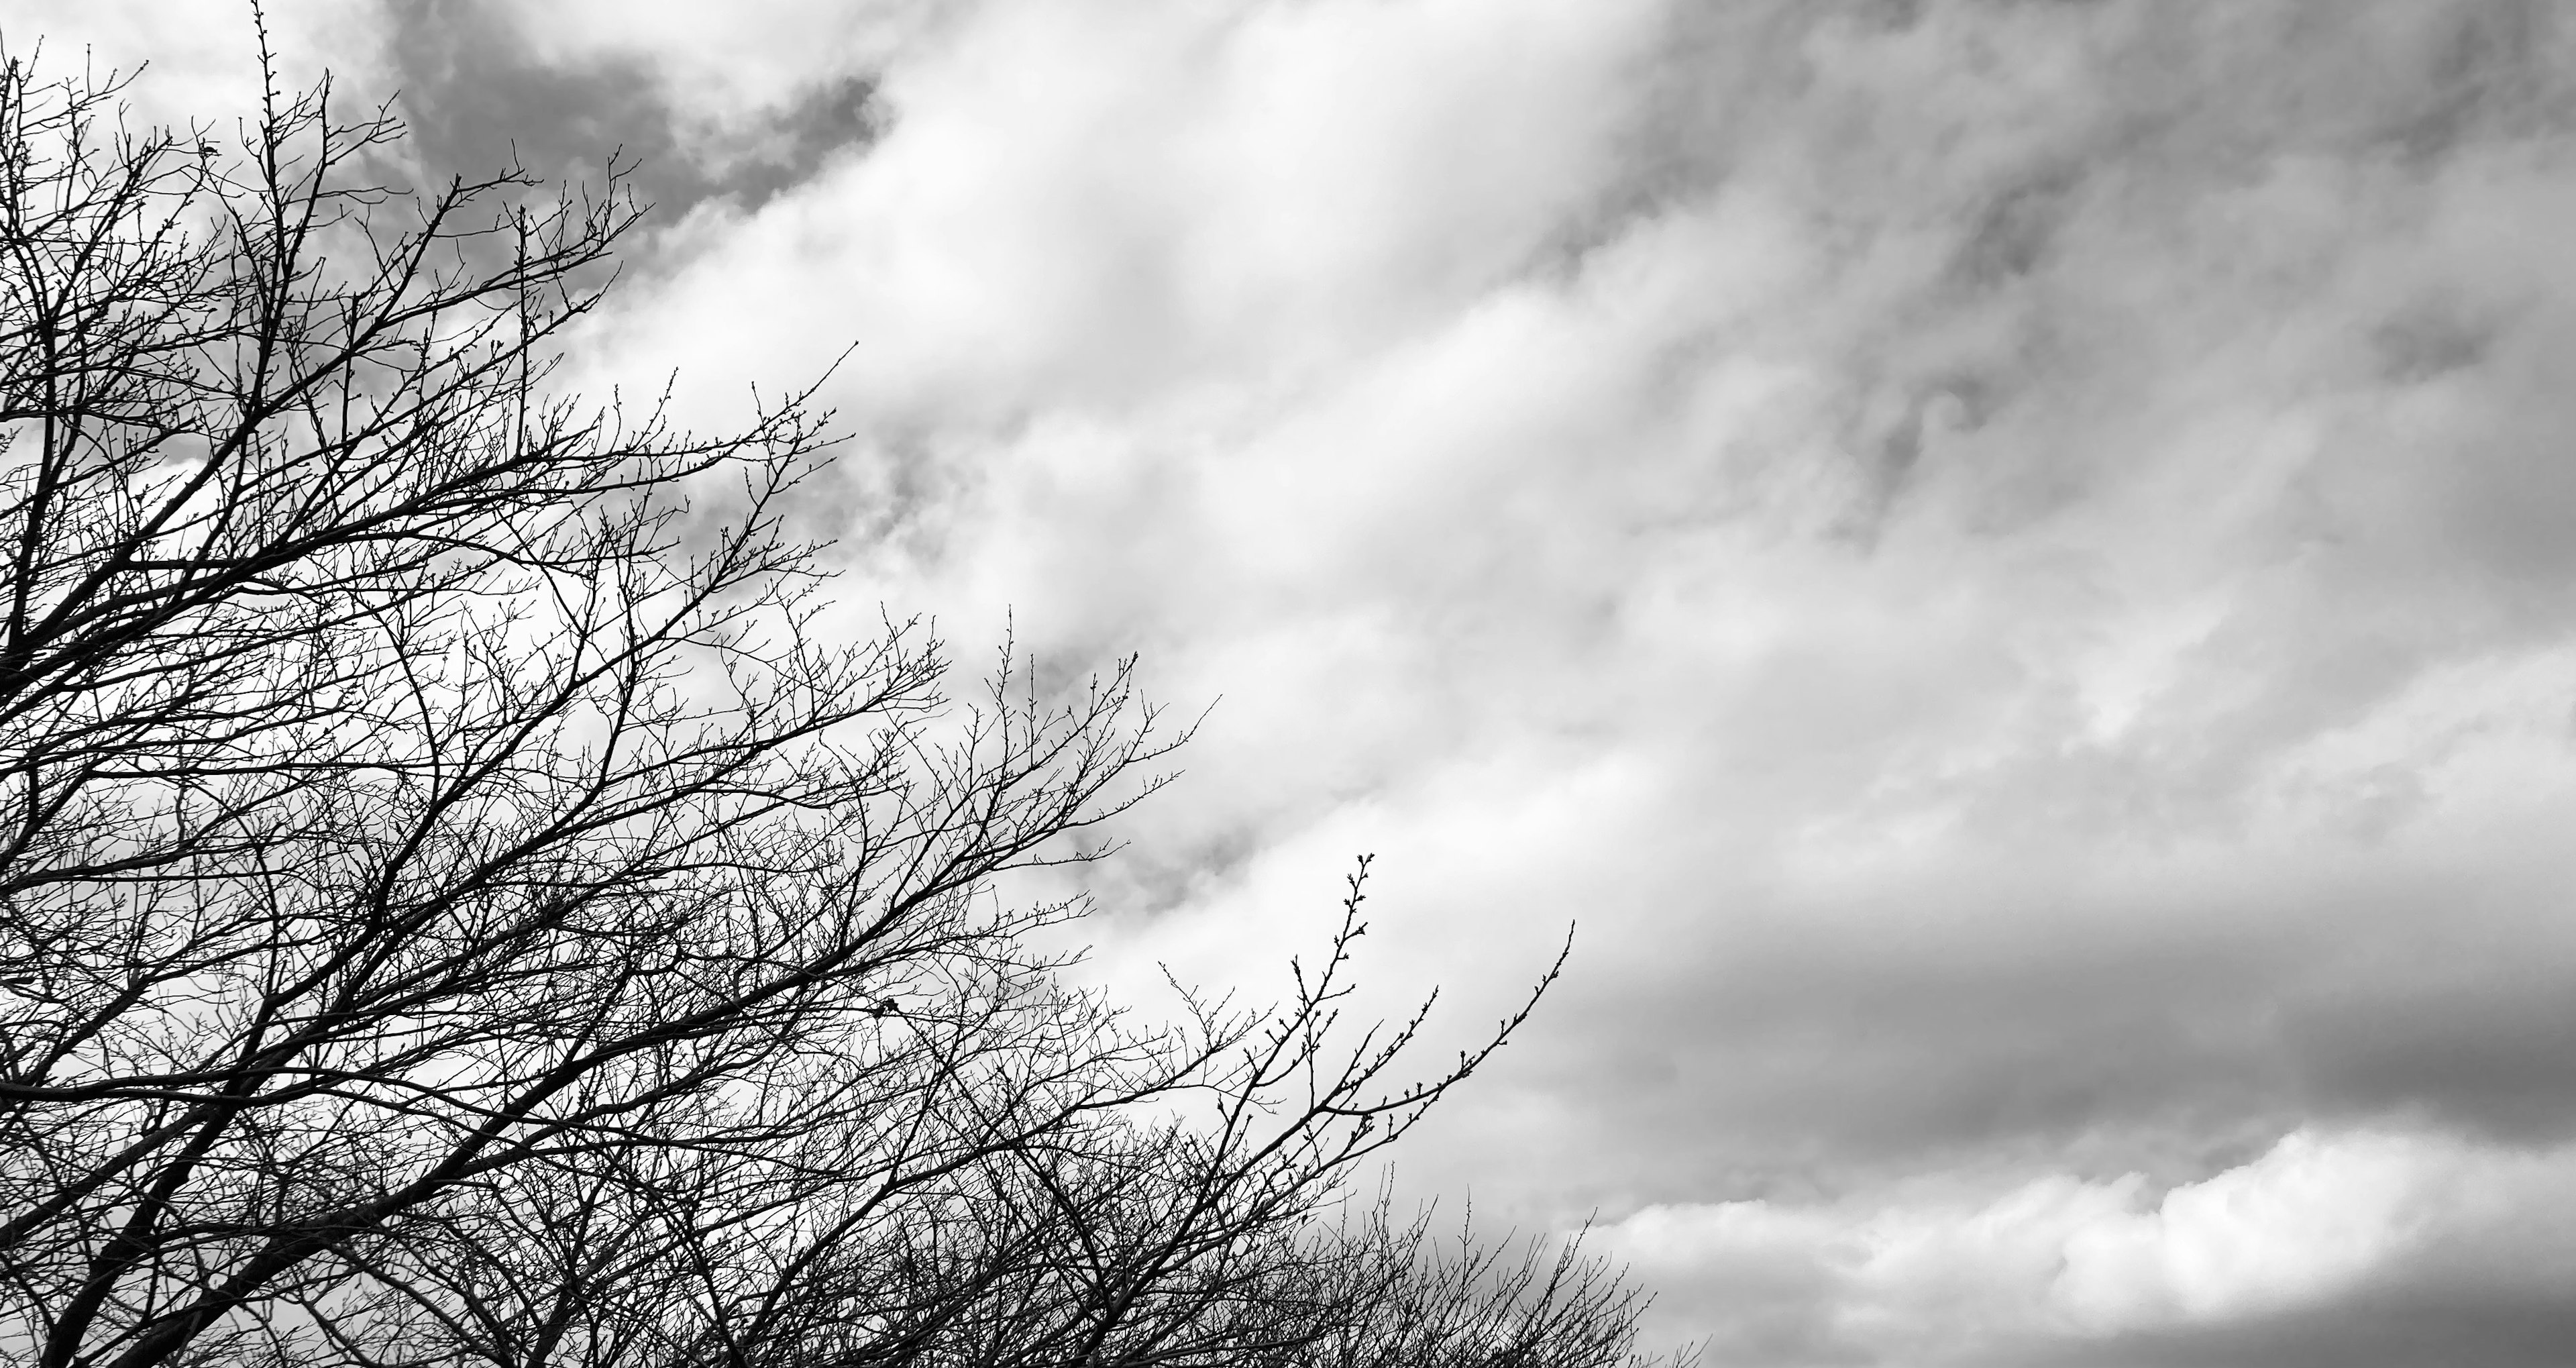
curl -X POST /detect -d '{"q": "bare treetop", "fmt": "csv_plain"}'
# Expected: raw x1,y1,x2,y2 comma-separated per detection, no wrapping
0,36,1678,1368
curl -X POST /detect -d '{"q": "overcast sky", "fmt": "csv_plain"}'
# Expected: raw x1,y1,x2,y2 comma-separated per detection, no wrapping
17,2,2576,1363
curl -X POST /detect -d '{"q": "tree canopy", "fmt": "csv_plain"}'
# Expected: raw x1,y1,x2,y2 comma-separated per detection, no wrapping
0,32,1678,1368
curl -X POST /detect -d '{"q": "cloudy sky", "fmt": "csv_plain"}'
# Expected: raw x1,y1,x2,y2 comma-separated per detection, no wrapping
19,1,2576,1363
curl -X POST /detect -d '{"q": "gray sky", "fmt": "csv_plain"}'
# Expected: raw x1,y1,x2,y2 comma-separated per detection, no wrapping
19,1,2576,1362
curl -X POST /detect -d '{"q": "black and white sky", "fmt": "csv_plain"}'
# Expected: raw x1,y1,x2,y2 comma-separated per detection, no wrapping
20,2,2576,1363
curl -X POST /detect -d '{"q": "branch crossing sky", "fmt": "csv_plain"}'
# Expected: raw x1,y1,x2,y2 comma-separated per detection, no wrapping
16,1,2576,1361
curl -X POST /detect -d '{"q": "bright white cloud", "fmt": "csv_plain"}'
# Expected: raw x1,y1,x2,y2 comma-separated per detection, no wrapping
0,1,388,129
592,0,1666,423
1607,1126,2576,1363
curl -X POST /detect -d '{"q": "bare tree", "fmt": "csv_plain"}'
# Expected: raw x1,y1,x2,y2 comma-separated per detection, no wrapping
0,34,1680,1368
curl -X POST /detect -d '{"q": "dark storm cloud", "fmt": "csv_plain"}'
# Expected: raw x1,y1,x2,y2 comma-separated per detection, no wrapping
379,0,875,223
2007,1292,2576,1368
1475,843,2576,1207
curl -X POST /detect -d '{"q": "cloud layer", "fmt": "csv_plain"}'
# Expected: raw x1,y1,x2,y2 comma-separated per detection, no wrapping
1609,1126,2576,1365
34,1,2576,1361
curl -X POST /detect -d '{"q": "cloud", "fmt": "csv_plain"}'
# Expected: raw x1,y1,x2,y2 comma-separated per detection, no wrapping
36,1,2576,1359
582,0,1668,426
1601,1126,2576,1366
562,6,2576,1354
0,1,390,131
378,0,879,225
